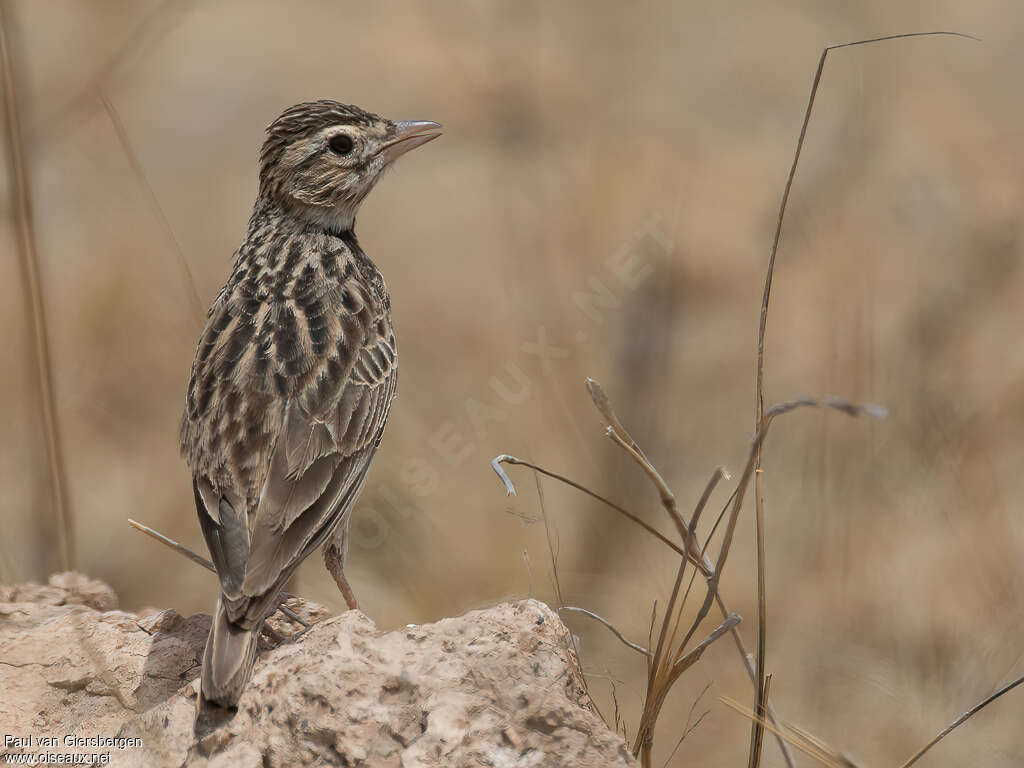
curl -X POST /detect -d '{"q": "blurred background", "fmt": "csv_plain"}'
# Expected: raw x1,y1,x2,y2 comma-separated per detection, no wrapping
2,1,1022,765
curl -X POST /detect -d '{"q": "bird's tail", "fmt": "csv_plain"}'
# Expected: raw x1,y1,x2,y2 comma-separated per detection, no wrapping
200,596,259,708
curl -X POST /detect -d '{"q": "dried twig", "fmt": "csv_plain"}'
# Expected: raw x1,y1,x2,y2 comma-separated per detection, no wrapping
126,518,309,628
493,395,880,765
748,32,976,768
585,384,872,764
720,696,849,768
492,450,795,766
661,682,712,768
533,471,603,723
586,378,689,544
559,606,650,658
584,378,792,766
101,95,204,326
492,455,684,557
753,31,976,428
33,0,201,147
533,472,563,608
672,613,740,676
897,673,1024,768
0,4,74,570
665,467,728,663
635,613,739,765
750,467,768,768
128,518,214,572
655,396,878,763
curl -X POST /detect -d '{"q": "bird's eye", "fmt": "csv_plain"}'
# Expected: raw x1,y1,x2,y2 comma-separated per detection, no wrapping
328,134,355,155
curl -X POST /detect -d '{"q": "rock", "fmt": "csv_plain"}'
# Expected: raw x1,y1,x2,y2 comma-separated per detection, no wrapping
0,573,636,767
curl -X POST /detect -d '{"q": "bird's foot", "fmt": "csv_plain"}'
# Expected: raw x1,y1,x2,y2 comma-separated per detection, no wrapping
323,544,360,611
259,593,317,649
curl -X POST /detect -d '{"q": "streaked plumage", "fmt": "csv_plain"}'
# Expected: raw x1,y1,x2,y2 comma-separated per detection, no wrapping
180,100,440,709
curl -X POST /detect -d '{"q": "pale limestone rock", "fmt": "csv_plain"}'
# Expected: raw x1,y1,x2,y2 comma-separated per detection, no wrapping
0,573,635,767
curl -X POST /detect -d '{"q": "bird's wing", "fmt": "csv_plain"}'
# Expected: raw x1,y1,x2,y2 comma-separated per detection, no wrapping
192,284,397,627
243,334,397,599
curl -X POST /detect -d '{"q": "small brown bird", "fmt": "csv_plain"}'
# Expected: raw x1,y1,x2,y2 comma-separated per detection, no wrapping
180,100,440,708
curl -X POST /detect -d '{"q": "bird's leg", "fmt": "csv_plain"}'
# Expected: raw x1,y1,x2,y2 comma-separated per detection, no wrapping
259,620,286,647
323,519,359,610
259,592,314,648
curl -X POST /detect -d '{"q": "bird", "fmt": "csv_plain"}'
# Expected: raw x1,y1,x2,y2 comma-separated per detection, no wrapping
179,100,441,710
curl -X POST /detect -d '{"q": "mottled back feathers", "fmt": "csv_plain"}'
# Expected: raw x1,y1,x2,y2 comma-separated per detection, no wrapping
181,216,396,626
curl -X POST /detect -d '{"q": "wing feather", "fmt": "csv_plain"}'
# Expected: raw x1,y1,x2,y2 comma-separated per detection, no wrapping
238,326,396,611
184,237,397,629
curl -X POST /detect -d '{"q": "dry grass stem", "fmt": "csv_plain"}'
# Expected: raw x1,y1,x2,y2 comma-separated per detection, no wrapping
720,696,852,768
661,682,712,768
580,386,871,765
36,0,201,147
492,454,685,557
126,518,309,628
897,673,1024,768
491,446,799,767
749,467,768,768
753,31,977,428
672,613,740,675
558,607,651,658
748,32,976,768
577,387,880,722
0,5,74,571
533,471,603,723
127,518,216,573
101,95,204,326
532,471,563,608
586,377,688,543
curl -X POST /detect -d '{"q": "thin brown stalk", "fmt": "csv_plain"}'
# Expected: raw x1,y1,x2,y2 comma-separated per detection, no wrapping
492,451,798,767
649,524,692,676
586,378,689,543
492,454,685,558
635,543,695,760
754,31,976,428
608,393,867,762
748,671,771,768
646,601,657,679
720,696,847,768
671,612,740,677
127,518,215,572
634,612,739,759
688,485,797,766
33,0,201,148
582,382,796,767
661,682,711,768
533,471,603,723
665,467,727,662
897,673,1024,768
496,394,888,764
748,467,768,768
101,95,204,326
681,398,879,658
0,4,74,570
532,471,563,606
559,606,650,658
582,379,786,763
611,682,623,739
748,32,976,766
127,518,309,628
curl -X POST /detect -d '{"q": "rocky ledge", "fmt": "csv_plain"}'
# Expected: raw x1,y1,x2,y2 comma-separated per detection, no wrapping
0,573,635,767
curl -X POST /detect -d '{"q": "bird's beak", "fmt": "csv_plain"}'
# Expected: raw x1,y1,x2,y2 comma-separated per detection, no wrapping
379,121,443,165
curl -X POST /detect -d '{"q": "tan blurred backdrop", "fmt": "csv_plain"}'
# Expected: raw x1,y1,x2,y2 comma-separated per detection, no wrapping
2,1,1023,765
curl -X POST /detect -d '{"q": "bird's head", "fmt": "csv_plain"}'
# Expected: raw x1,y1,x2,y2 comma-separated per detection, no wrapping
257,100,441,233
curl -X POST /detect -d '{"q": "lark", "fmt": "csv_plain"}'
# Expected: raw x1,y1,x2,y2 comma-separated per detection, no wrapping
180,100,440,708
